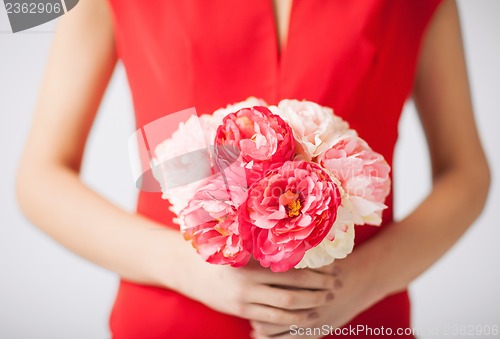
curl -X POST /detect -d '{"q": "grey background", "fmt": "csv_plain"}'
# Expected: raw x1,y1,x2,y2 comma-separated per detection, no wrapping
1,1,499,338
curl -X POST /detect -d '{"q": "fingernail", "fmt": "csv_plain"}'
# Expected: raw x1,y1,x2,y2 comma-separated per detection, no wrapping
326,292,335,301
308,311,320,319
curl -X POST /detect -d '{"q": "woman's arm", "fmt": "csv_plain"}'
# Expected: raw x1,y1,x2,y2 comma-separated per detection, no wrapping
16,0,339,325
333,0,491,318
251,1,491,337
366,0,491,296
15,0,173,286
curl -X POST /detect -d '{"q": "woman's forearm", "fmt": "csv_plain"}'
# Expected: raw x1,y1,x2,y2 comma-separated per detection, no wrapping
354,0,492,301
16,161,193,290
11,0,187,289
359,165,490,298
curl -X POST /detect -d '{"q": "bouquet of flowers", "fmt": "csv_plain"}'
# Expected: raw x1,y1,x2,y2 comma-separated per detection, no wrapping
152,98,390,272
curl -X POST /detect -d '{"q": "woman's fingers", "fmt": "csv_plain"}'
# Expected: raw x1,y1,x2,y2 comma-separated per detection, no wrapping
251,328,320,339
311,263,341,276
246,284,334,310
252,267,338,290
239,304,317,325
250,320,290,336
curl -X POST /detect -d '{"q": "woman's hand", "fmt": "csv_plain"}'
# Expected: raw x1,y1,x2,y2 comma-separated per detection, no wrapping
172,255,341,325
249,247,386,339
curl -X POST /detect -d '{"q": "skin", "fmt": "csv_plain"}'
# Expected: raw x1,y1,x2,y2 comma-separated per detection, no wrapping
16,0,490,338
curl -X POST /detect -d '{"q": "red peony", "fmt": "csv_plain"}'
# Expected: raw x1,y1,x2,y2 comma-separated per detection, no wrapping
238,161,342,272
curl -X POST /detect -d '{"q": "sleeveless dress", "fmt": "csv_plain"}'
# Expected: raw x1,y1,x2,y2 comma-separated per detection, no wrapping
107,1,442,338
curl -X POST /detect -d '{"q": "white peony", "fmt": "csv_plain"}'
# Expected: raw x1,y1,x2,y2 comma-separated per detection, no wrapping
272,99,355,161
152,114,215,216
295,179,356,269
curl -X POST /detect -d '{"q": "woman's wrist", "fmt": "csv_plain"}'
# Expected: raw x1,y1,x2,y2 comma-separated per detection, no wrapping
145,226,210,297
108,214,202,290
348,229,401,302
352,221,421,301
128,219,191,290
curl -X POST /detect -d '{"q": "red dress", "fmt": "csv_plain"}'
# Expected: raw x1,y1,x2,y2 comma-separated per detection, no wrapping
107,1,442,338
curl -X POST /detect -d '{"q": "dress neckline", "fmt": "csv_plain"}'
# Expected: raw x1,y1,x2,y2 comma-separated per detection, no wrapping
269,0,295,65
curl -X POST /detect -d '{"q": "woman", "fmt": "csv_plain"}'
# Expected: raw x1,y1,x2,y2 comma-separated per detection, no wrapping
16,0,490,338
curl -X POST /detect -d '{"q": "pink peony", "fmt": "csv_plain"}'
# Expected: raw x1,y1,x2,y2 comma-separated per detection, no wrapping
238,161,342,272
179,175,251,267
214,106,295,186
318,135,391,225
153,99,267,212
